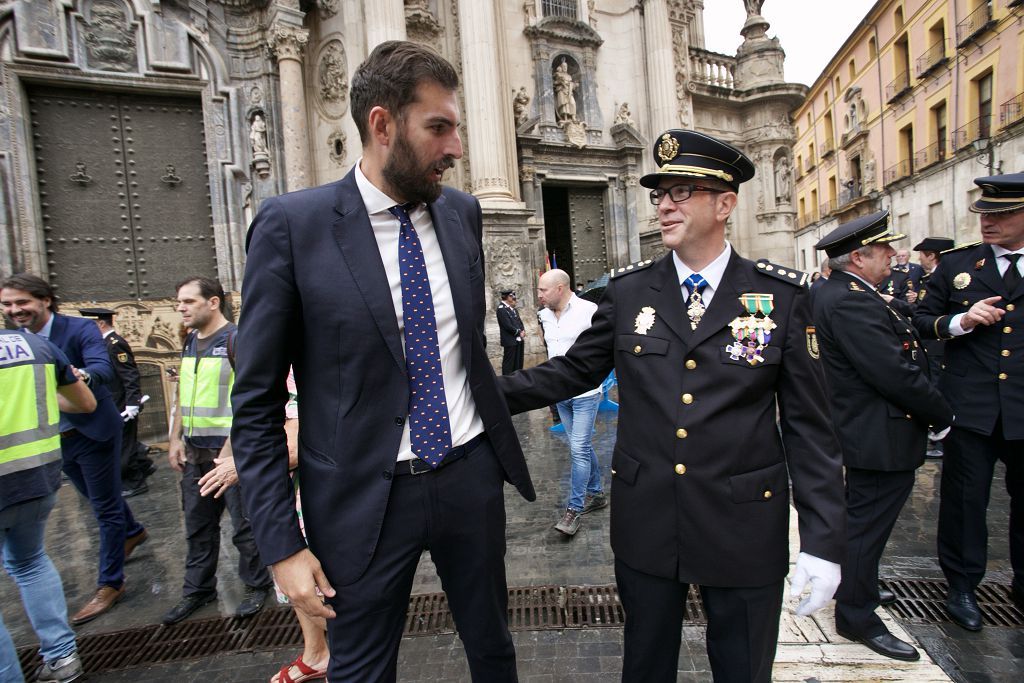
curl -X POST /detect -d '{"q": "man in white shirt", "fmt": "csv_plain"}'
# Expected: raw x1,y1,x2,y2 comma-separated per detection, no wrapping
536,269,606,536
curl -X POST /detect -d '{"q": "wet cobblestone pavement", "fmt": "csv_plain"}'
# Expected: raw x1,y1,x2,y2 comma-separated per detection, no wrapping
1,407,1020,681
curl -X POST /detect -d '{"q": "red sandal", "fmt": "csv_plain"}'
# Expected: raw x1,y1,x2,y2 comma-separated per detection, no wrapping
272,654,326,683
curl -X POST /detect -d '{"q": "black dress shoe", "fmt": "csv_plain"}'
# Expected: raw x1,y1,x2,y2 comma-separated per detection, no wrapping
236,585,271,618
944,590,983,631
162,592,217,625
122,481,149,498
878,586,897,606
837,629,920,661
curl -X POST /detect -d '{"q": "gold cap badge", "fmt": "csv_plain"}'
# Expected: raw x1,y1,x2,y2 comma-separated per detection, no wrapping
657,133,679,163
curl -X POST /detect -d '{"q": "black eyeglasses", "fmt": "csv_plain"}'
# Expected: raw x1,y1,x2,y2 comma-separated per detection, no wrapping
649,184,726,206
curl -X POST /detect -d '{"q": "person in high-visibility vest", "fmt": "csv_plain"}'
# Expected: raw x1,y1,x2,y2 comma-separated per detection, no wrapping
162,276,272,626
0,328,96,683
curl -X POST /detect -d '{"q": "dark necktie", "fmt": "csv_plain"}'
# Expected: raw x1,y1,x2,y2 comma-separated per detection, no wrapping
389,203,452,468
1003,253,1022,293
683,273,708,330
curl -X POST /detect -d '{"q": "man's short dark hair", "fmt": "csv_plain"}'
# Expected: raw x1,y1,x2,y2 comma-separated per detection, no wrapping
349,40,459,144
175,275,232,320
1,273,58,312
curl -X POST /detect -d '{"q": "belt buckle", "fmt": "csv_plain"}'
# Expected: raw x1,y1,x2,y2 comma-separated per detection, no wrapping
409,459,430,475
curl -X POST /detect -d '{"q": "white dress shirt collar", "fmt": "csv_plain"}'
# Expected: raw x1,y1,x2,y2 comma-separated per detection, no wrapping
671,242,732,304
35,313,55,339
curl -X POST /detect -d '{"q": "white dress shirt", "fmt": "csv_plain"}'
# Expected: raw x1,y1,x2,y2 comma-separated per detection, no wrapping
538,294,600,398
948,244,1024,337
671,241,733,307
354,161,483,462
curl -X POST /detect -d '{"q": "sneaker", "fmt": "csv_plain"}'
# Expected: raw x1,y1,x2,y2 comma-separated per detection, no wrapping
162,592,217,625
554,508,582,536
236,585,271,618
36,651,83,683
581,493,608,514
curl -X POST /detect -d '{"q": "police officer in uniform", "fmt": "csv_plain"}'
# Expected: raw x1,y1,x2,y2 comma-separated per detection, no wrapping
79,308,154,497
912,237,955,458
912,174,1024,629
812,211,953,661
496,290,526,374
499,130,846,683
878,248,924,301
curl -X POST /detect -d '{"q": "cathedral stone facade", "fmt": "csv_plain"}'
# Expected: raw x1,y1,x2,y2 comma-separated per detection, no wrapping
0,0,803,437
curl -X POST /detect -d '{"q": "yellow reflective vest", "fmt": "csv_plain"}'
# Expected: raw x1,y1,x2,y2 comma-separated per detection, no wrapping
0,332,61,480
179,324,235,444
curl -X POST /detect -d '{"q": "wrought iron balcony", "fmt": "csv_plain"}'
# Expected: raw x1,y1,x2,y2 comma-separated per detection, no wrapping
956,2,993,46
886,71,911,102
839,181,863,207
819,198,839,218
799,209,820,228
914,141,947,170
1000,92,1024,128
883,159,913,186
821,138,836,158
542,0,578,20
915,40,947,78
951,116,991,151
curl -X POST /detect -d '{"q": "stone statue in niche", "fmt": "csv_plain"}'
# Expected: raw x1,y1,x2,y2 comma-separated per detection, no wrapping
744,0,765,18
319,43,348,105
250,114,269,158
774,156,792,204
512,87,530,126
553,59,578,123
614,102,635,127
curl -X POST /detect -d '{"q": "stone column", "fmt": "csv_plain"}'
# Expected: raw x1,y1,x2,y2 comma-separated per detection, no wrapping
642,0,676,135
457,0,519,205
365,0,407,49
269,25,311,192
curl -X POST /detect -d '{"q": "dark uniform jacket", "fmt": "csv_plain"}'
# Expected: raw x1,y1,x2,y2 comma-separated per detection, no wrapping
499,251,846,587
812,271,953,471
912,242,1024,439
104,331,142,411
878,263,923,301
496,303,525,347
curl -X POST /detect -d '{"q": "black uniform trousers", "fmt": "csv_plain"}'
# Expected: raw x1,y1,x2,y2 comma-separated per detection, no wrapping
938,423,1024,594
615,559,783,683
834,468,916,637
325,437,516,683
180,449,272,597
500,343,524,375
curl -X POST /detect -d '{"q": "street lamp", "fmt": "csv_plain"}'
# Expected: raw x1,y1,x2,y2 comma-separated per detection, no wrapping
971,137,1003,175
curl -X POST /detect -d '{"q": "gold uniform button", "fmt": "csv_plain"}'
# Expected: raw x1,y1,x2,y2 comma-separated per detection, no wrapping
681,393,694,405
676,428,688,439
633,345,642,354
1002,349,1011,357
674,464,687,475
999,372,1008,380
1004,326,1013,334
685,359,697,370
763,490,772,499
611,468,617,475
905,414,913,420
1008,304,1016,312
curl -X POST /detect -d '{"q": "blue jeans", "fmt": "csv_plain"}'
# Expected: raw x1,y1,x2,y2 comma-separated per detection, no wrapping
556,393,604,512
0,493,76,683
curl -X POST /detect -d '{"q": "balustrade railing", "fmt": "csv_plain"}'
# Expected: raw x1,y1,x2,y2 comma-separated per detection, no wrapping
689,48,736,90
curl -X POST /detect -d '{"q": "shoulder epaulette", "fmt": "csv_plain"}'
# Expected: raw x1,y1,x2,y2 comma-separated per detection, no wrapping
848,281,866,292
610,259,655,279
941,240,983,255
755,259,808,287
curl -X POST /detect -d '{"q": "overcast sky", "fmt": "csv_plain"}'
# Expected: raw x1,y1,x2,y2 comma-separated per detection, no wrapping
702,1,878,88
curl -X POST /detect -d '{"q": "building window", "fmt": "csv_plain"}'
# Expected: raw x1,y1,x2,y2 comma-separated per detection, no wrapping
869,37,877,60
542,0,578,20
848,59,856,80
933,101,947,160
895,6,904,30
977,71,993,139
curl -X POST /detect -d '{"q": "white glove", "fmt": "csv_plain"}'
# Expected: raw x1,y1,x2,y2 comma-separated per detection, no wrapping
929,426,951,441
121,405,140,422
790,552,841,617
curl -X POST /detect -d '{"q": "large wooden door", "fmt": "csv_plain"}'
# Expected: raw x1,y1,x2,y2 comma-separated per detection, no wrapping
28,86,215,301
567,188,607,287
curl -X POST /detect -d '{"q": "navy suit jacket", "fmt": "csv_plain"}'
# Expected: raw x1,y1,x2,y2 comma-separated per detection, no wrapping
47,313,122,441
231,169,536,587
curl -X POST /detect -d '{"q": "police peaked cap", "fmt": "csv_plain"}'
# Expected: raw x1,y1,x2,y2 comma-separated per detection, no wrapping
912,237,955,252
640,129,755,191
814,209,906,258
969,173,1024,214
79,307,116,322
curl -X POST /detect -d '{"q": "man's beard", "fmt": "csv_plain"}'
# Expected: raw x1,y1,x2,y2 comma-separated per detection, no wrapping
382,128,455,205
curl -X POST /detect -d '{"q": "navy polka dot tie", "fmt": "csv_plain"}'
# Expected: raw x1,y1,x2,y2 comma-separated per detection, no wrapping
683,273,707,330
390,203,452,468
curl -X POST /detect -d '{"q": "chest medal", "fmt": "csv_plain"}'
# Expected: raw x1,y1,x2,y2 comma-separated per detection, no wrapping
726,294,776,366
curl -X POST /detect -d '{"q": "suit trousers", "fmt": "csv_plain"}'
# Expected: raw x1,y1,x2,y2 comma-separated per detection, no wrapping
61,430,144,588
501,343,524,375
324,438,516,683
938,425,1024,593
834,468,915,637
615,558,783,683
180,458,272,597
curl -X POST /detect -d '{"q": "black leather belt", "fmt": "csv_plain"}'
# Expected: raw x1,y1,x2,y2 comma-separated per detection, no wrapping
60,429,79,439
395,432,487,477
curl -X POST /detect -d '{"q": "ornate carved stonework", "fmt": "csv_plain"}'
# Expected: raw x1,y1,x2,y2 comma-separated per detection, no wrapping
83,0,138,72
520,165,536,182
318,0,340,19
672,25,692,128
485,238,521,285
406,0,442,46
269,25,309,62
315,39,348,119
328,129,347,166
561,120,587,148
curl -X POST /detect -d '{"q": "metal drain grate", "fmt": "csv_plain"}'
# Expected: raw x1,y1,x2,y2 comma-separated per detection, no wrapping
10,583,699,678
881,578,1024,627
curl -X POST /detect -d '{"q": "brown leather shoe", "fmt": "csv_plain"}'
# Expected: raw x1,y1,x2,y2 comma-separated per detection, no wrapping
124,529,148,559
70,585,125,625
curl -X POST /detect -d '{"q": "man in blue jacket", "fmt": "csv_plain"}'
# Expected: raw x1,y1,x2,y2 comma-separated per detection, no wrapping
2,274,148,624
